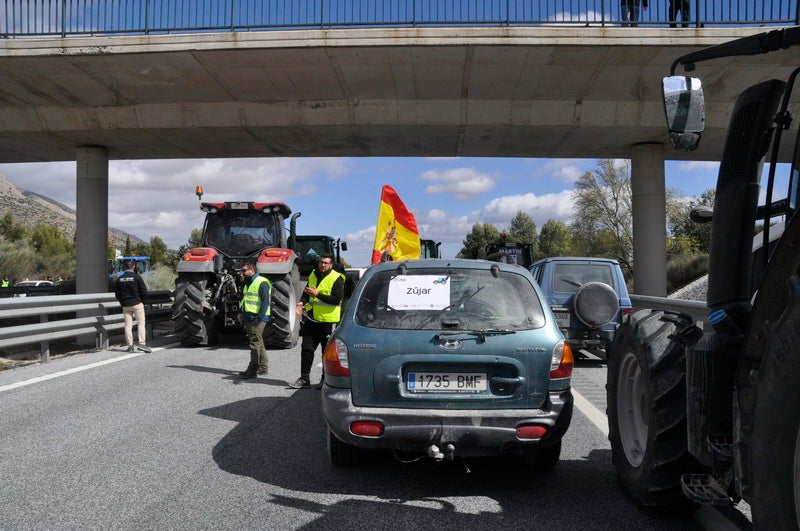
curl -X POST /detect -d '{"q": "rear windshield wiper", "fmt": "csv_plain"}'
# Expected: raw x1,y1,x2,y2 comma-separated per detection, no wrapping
435,329,517,342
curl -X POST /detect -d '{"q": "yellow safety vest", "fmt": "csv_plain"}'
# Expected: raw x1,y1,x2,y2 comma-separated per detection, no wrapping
1,280,8,287
241,275,271,316
306,270,343,323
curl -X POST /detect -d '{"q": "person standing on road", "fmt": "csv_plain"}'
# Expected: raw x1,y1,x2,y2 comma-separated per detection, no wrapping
114,259,151,353
238,261,272,380
669,0,690,27
290,253,344,389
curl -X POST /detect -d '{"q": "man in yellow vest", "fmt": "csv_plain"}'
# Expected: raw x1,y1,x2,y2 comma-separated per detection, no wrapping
238,260,272,380
290,252,344,389
1,277,9,288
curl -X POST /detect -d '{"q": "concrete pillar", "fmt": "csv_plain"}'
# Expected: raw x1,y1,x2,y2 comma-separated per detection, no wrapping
631,142,668,296
76,146,109,295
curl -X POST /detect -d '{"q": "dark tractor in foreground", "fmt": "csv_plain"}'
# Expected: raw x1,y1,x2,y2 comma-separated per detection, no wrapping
606,27,800,528
173,201,302,349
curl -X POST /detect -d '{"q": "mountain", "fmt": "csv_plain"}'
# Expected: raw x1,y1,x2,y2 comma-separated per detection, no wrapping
0,174,143,249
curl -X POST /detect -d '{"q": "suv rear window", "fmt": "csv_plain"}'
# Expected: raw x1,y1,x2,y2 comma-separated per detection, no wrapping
552,263,615,293
356,268,545,330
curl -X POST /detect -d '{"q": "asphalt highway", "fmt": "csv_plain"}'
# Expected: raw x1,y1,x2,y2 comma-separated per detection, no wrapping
0,336,752,530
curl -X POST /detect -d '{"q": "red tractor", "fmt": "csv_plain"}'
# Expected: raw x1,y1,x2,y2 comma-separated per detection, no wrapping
173,199,302,349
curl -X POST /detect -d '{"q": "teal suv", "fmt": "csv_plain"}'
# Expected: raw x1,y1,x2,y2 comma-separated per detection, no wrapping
321,259,574,468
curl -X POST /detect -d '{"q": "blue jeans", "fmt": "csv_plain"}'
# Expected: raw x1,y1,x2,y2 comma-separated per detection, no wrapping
621,4,640,27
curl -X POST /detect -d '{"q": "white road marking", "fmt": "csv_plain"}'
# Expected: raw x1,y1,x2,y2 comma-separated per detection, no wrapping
0,342,178,393
572,388,609,436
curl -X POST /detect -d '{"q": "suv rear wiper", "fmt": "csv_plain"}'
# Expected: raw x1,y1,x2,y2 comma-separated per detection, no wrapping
435,329,517,343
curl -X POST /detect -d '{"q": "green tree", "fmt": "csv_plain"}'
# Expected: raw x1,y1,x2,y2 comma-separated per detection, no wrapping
167,228,204,270
0,212,26,242
30,224,71,255
457,223,500,259
0,236,37,281
668,188,714,257
188,228,203,247
508,211,539,258
538,219,572,257
132,241,150,257
149,236,168,265
124,235,132,256
570,159,633,276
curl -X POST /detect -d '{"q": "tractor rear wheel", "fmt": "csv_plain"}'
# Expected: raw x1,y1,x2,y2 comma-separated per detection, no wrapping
173,274,218,347
607,309,698,506
264,265,301,349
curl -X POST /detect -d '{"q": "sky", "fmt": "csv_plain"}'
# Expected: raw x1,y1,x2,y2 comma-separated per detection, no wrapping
0,156,742,267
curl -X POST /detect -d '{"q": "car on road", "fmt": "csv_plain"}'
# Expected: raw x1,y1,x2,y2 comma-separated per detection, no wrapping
12,280,54,298
321,258,574,468
529,257,632,359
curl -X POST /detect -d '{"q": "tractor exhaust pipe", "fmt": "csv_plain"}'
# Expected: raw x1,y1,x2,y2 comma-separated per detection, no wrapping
289,212,301,251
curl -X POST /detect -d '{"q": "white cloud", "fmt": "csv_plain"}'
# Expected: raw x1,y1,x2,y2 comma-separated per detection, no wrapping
546,10,606,26
477,190,575,228
534,159,585,184
0,158,350,249
678,161,720,172
420,167,495,200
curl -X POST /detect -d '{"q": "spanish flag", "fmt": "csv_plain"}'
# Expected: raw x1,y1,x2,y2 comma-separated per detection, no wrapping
371,185,421,264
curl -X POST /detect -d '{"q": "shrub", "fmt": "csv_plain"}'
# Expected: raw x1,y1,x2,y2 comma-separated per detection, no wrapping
667,253,708,293
144,265,177,291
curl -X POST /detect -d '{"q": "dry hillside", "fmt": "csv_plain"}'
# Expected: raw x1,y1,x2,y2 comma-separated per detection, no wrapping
0,174,142,249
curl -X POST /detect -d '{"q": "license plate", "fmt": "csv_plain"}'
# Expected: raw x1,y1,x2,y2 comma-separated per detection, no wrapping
407,372,487,393
554,311,570,328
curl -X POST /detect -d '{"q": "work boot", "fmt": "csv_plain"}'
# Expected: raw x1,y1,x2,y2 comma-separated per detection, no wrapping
137,345,152,353
239,371,257,380
257,368,268,375
288,377,310,389
126,345,135,353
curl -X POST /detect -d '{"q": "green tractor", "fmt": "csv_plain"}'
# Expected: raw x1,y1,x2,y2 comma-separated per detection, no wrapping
293,234,347,279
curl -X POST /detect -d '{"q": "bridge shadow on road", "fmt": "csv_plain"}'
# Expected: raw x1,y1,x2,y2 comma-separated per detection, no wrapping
198,392,704,530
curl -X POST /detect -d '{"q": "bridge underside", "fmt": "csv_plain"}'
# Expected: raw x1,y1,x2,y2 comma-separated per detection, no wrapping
0,27,796,162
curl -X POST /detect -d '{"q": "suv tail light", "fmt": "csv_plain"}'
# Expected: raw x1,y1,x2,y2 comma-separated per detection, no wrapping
351,421,384,437
516,424,549,440
549,340,574,379
324,337,350,377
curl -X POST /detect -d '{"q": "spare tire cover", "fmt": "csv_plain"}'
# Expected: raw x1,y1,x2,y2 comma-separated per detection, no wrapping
573,281,620,328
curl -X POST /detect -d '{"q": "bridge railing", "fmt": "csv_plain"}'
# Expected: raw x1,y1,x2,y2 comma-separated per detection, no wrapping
0,291,173,363
1,0,798,38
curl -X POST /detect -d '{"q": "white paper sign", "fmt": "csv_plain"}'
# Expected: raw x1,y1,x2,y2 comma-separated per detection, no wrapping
387,275,450,310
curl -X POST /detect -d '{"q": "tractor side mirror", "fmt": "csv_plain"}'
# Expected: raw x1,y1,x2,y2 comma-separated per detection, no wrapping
662,76,705,152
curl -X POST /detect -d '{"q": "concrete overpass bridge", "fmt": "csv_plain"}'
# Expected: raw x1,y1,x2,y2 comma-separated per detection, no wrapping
1,24,798,296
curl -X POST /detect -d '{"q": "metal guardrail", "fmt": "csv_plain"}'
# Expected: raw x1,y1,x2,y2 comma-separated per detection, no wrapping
0,291,173,363
631,294,709,330
1,0,798,37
